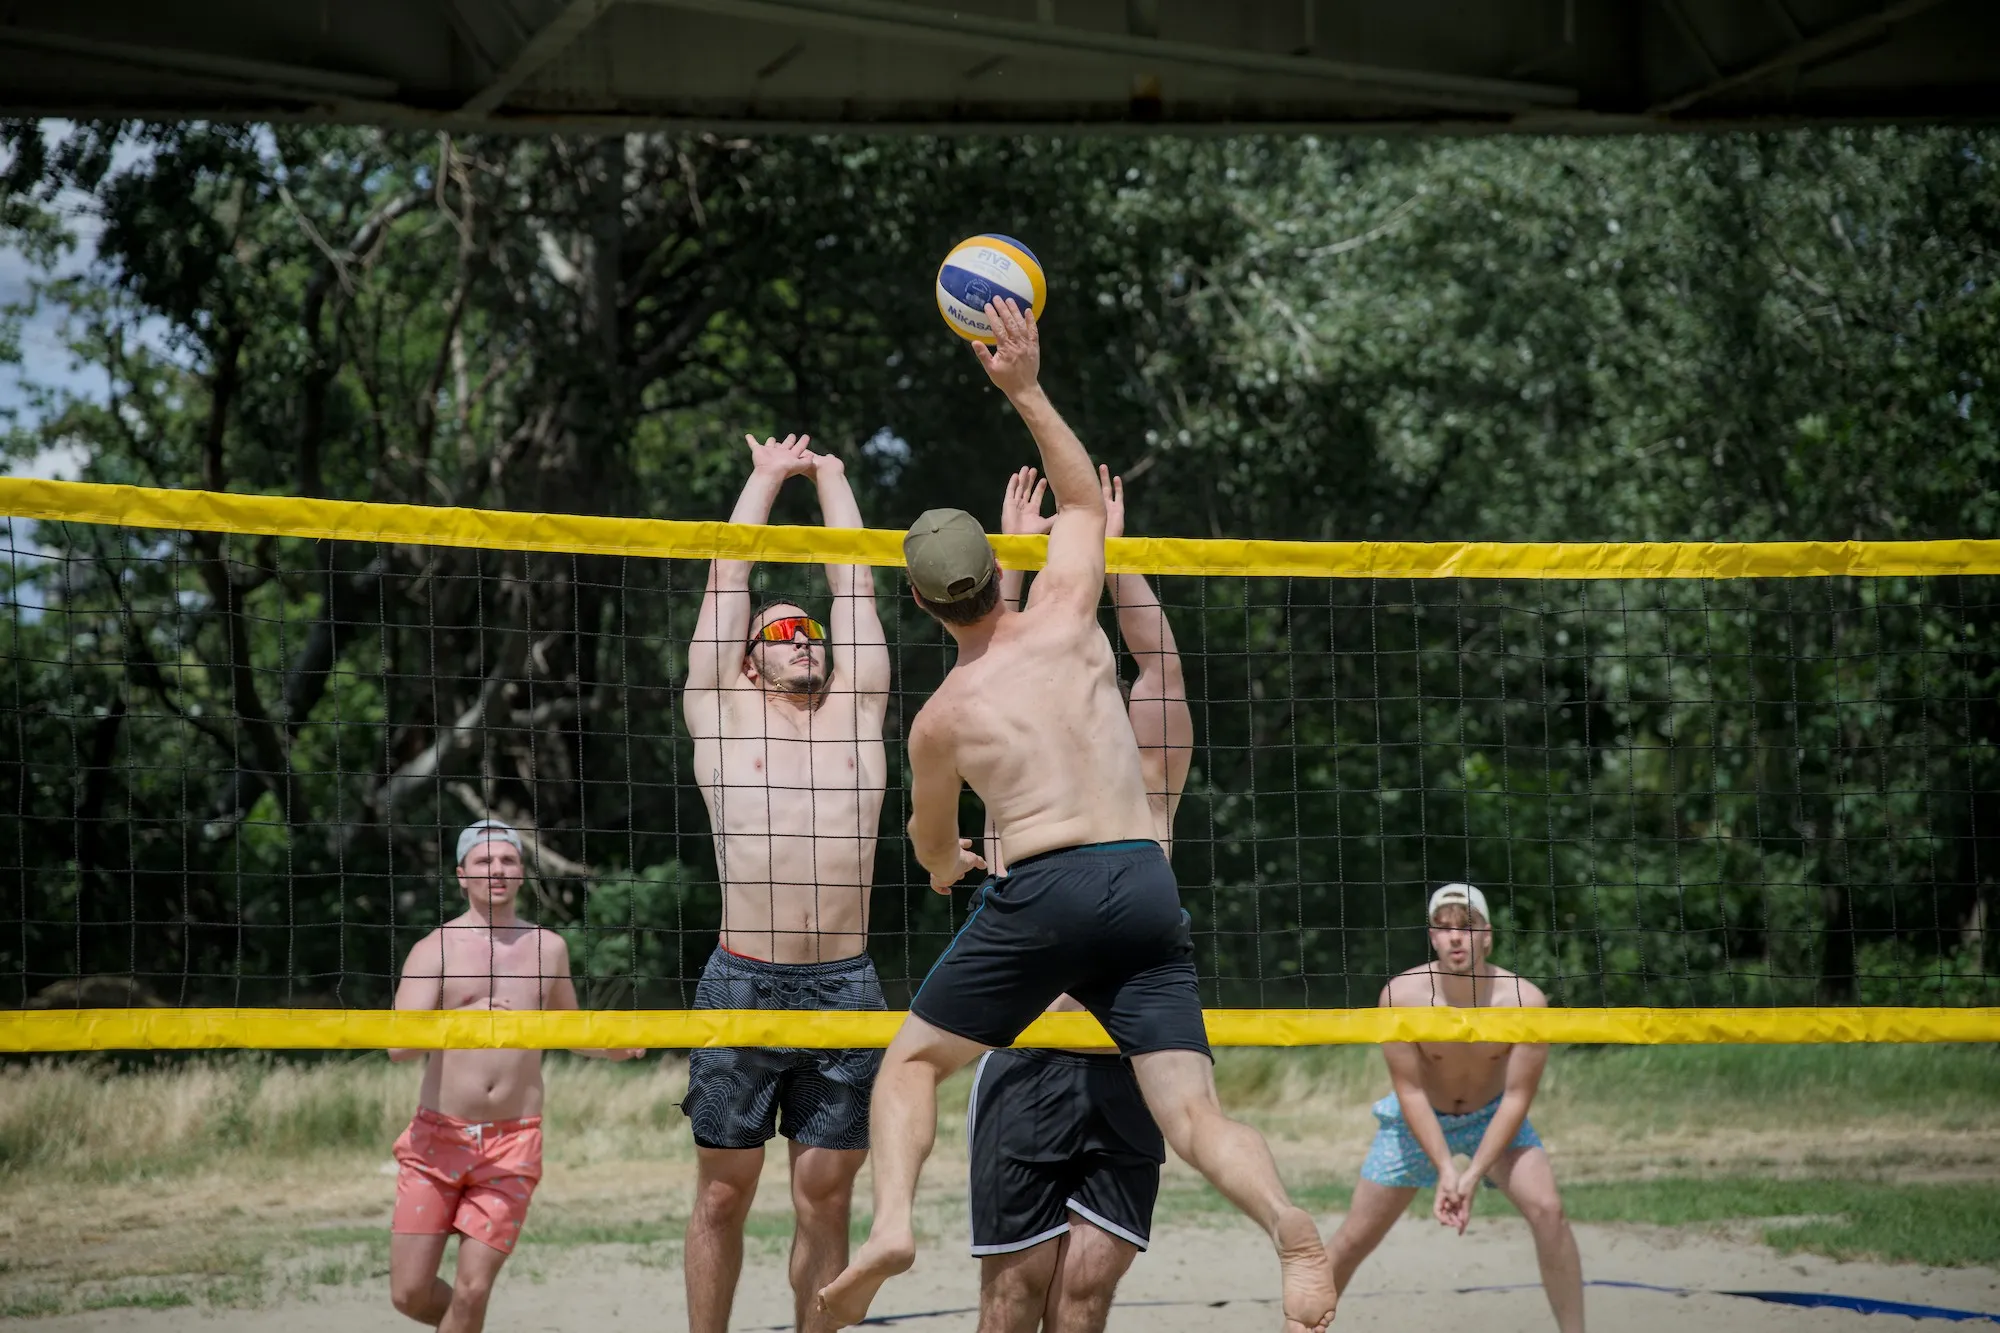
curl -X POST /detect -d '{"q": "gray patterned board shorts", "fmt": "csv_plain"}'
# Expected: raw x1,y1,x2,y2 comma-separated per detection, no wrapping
682,947,887,1152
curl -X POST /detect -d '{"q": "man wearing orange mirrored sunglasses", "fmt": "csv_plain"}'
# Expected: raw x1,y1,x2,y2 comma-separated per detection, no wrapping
681,431,891,1333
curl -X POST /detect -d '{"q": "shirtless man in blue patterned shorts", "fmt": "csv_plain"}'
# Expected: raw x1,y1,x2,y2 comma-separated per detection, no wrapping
1327,882,1585,1332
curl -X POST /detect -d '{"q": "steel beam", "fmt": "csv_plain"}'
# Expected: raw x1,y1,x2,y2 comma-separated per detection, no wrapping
460,0,619,115
633,0,1579,111
0,25,400,100
1650,0,1960,116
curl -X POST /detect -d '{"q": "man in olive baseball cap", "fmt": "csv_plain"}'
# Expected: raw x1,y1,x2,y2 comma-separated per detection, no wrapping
823,295,1339,1333
904,508,999,623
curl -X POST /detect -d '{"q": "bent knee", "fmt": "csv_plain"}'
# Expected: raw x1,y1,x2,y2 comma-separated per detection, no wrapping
389,1283,431,1319
693,1178,759,1225
793,1162,864,1220
795,1179,857,1217
1519,1196,1570,1234
794,1166,850,1195
453,1276,496,1309
793,1191,855,1237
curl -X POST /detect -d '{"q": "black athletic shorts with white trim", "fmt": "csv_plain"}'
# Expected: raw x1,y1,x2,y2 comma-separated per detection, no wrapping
911,840,1210,1060
967,1048,1165,1256
681,947,885,1151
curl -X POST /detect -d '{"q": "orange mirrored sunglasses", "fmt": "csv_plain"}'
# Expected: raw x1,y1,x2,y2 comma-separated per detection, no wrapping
750,615,827,646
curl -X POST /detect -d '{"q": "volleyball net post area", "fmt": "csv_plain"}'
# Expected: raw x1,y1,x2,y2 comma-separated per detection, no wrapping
3,477,1998,1052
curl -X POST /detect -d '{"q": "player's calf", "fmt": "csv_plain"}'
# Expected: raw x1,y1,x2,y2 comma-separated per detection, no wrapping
1131,1050,1288,1231
687,1146,764,1333
1128,1048,1336,1329
789,1145,867,1328
1488,1147,1586,1332
1326,1177,1417,1292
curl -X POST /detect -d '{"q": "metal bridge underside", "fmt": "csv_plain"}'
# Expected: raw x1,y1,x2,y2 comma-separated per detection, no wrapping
0,0,1994,133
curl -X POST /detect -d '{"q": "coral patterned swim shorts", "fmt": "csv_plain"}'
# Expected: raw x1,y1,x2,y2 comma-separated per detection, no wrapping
391,1108,543,1253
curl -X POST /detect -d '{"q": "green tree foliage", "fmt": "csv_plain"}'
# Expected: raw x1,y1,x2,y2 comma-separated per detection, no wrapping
1,124,1994,1009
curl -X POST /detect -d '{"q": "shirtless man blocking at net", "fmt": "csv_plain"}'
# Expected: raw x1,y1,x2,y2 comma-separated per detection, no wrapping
966,463,1191,1333
683,434,891,1333
387,820,643,1333
1326,883,1584,1332
818,298,1337,1332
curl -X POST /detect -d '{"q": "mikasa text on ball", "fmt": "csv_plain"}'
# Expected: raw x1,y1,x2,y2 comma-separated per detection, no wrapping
935,234,1047,343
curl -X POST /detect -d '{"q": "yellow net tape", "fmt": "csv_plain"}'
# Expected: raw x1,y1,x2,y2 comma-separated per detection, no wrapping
7,477,2000,578
3,1007,1996,1051
9,480,2000,1052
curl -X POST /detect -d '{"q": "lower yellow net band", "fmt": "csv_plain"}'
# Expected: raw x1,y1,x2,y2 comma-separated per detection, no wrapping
3,1007,1996,1051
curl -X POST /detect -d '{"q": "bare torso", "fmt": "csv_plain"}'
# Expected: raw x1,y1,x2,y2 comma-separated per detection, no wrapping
408,918,568,1121
932,607,1155,866
692,688,887,963
1384,963,1546,1114
1028,738,1180,1026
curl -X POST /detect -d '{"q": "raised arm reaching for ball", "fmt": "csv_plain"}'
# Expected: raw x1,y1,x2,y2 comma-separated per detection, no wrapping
819,299,1336,1333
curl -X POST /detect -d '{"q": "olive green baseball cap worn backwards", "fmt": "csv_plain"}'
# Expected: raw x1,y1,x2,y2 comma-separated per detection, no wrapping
904,508,996,604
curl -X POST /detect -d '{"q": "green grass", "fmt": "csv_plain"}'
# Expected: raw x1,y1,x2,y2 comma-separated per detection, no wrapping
304,1258,359,1287
298,1227,392,1248
1547,1179,2000,1268
1539,1044,2000,1131
272,1208,872,1299
1171,1174,1999,1269
1208,1043,2000,1126
199,1275,266,1308
1190,1174,2000,1270
0,1044,1995,1307
526,1217,685,1247
2,1046,1989,1183
517,1209,872,1250
0,1053,694,1182
0,1294,61,1318
82,1290,196,1311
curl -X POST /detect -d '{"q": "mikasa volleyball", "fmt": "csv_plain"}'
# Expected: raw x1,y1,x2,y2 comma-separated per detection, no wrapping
935,234,1047,343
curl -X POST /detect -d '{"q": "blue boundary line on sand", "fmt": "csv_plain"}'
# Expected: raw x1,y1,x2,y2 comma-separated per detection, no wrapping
1457,1280,2000,1324
790,1281,2000,1328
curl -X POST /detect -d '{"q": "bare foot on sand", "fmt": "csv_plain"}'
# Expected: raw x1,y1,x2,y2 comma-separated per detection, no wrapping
816,1231,916,1329
1276,1206,1338,1331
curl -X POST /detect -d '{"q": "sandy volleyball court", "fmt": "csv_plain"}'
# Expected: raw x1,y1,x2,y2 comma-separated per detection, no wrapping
6,1050,1996,1329
32,1211,2000,1332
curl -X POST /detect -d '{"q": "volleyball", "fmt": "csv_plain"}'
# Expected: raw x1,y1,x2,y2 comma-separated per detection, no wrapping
935,234,1047,343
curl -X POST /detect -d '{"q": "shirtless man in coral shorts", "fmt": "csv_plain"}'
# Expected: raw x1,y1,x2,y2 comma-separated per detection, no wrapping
386,819,643,1333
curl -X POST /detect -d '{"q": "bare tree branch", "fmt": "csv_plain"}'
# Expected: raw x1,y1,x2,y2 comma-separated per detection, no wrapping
633,287,728,382
446,781,595,883
373,629,549,817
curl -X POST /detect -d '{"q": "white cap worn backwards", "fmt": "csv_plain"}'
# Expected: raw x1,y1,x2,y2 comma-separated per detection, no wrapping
456,818,522,867
1428,882,1491,924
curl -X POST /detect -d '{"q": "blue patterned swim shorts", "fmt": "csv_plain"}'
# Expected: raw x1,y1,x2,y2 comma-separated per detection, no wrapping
1359,1093,1542,1189
682,947,885,1152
